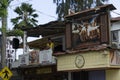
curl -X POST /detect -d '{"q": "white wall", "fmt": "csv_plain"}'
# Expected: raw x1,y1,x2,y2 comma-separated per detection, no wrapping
111,21,120,31
111,21,120,44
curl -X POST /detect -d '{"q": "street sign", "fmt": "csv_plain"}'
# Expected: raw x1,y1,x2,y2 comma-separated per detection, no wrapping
0,67,13,80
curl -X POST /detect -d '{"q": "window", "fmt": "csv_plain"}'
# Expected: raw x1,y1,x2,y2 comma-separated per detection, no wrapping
72,71,88,80
89,70,105,80
111,31,118,42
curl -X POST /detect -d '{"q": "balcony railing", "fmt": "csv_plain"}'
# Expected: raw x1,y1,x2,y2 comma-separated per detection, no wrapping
11,49,56,68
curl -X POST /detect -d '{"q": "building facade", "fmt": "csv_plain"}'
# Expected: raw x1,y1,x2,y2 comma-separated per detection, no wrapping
55,4,120,80
11,4,120,80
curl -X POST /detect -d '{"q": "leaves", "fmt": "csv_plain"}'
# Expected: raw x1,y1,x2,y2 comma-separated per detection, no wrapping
32,14,38,18
0,0,13,17
14,7,23,15
53,0,109,20
7,29,24,37
11,2,39,31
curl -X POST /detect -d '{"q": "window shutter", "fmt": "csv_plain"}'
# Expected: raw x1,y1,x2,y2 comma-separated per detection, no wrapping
65,22,72,49
100,13,110,44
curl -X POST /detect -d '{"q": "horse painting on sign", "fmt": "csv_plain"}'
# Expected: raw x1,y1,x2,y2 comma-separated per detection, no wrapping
71,14,103,49
72,16,100,43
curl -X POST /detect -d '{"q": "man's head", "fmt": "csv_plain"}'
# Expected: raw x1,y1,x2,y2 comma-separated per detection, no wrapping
48,37,52,43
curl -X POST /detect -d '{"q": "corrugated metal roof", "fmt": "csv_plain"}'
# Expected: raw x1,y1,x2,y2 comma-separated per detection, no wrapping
20,34,64,49
111,17,120,22
22,21,65,37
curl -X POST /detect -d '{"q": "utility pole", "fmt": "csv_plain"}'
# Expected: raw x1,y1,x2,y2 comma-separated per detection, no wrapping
1,16,7,68
1,0,8,68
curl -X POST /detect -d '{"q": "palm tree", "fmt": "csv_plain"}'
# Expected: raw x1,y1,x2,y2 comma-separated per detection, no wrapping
53,0,109,20
10,3,39,56
0,0,13,68
11,3,38,30
8,3,39,40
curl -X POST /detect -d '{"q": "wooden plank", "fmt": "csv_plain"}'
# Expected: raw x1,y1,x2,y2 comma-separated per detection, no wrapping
100,13,109,44
65,22,72,49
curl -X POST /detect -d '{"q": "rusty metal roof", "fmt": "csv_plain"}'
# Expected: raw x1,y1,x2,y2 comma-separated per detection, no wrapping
22,21,66,37
25,34,64,49
111,17,120,22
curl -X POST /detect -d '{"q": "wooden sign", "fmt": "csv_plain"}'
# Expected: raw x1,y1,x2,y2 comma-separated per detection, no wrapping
66,12,110,50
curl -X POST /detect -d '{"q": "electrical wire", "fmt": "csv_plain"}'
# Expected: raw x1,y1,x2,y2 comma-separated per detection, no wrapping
111,11,120,16
36,10,57,19
8,6,58,19
9,0,32,7
9,0,58,19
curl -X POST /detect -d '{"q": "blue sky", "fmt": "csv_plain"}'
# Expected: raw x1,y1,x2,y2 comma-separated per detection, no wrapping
109,0,120,17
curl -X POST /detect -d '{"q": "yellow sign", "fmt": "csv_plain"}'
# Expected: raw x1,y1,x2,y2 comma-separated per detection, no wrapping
36,68,52,74
0,67,13,80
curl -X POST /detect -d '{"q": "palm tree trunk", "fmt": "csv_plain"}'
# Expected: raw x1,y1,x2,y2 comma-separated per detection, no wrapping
1,16,7,68
0,0,12,68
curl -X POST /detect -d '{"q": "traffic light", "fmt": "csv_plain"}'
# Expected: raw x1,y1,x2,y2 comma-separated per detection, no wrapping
12,38,19,49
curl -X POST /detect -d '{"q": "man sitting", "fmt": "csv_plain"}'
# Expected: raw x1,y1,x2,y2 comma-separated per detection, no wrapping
46,38,54,51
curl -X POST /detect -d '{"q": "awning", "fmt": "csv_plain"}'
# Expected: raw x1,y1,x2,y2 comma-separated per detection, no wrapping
22,21,66,37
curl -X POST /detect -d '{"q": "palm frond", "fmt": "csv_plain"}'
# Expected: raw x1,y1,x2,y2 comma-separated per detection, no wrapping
14,7,23,15
31,13,38,18
7,29,24,37
11,2,38,30
11,16,22,24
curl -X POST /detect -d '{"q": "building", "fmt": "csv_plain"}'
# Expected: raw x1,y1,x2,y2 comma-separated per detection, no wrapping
111,17,120,49
11,4,120,80
11,21,66,80
55,4,120,80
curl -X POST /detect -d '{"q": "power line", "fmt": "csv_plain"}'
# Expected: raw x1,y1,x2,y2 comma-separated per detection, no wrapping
9,0,32,7
36,10,57,19
111,11,120,16
9,0,58,19
8,6,58,19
